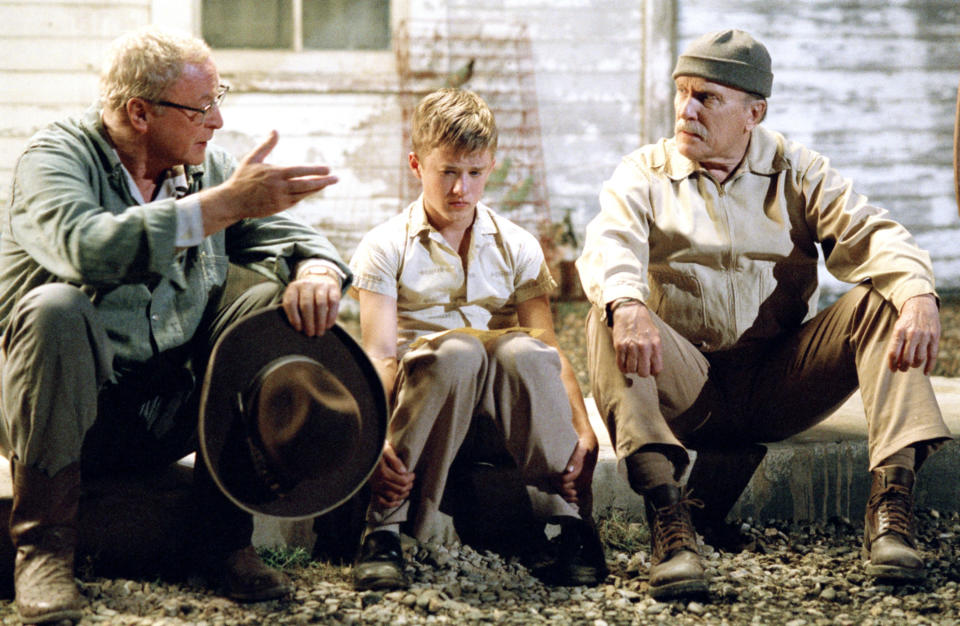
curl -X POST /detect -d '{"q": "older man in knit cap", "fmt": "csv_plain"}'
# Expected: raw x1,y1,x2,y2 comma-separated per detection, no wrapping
577,29,952,599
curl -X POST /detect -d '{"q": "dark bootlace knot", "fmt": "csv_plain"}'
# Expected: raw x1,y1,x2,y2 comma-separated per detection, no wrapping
868,484,914,539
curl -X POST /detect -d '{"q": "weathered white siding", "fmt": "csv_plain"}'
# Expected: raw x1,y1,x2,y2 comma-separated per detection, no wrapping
210,0,659,261
0,0,657,267
675,0,960,293
0,0,151,198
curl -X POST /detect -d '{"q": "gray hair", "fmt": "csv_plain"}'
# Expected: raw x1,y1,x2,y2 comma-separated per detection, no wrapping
99,27,212,112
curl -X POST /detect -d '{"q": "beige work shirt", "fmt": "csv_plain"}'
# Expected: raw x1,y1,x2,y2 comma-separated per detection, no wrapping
576,125,936,352
350,198,556,355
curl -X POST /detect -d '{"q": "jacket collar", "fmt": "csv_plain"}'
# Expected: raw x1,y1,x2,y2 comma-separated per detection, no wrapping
655,125,789,182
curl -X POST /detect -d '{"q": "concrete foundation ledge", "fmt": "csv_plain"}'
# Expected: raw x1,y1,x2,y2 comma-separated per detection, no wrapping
589,376,960,523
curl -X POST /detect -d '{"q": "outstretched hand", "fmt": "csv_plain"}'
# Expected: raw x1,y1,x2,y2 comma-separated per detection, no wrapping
199,131,339,236
887,294,940,375
230,131,339,217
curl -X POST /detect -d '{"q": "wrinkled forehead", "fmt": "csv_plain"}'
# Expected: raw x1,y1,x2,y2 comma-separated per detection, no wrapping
164,58,221,98
674,75,745,96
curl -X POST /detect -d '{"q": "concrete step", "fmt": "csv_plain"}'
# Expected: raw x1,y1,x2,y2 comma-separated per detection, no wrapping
590,376,960,523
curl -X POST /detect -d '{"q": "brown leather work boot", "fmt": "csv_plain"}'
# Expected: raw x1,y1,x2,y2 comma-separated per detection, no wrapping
862,466,924,582
222,545,293,602
644,484,708,599
9,460,84,624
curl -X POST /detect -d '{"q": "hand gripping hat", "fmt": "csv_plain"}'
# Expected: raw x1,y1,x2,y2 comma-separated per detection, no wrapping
672,29,773,97
199,306,387,519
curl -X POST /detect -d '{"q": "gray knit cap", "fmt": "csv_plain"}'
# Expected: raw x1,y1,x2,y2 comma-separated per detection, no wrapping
672,29,773,97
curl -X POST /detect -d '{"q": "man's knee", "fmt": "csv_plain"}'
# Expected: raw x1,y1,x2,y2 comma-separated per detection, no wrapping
3,284,105,368
235,281,283,309
1,285,104,473
216,281,283,323
7,283,94,337
845,283,897,321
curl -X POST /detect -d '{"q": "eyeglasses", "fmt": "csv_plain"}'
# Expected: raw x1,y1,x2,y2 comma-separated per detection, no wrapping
147,84,230,124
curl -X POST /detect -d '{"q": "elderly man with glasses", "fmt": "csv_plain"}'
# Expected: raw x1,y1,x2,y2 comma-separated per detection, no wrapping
0,27,350,623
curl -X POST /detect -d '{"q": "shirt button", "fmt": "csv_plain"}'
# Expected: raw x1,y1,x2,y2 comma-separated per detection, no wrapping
151,314,159,322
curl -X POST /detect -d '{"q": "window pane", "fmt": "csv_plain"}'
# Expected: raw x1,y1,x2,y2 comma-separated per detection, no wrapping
202,0,293,49
303,0,390,50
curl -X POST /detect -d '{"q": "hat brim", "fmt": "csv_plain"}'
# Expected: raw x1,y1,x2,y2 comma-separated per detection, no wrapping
199,306,387,519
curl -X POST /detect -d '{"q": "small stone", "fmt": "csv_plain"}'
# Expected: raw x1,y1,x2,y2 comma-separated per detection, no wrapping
687,601,706,615
645,602,669,615
361,592,382,608
416,588,442,609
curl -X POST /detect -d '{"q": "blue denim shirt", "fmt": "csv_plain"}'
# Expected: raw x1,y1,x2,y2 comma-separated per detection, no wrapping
0,104,350,365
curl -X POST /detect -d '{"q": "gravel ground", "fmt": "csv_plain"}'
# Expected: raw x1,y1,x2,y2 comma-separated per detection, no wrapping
2,295,957,625
1,510,958,625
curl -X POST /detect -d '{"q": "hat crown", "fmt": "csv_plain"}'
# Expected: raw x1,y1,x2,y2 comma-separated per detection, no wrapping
672,29,773,97
693,29,769,69
199,306,387,519
248,356,360,487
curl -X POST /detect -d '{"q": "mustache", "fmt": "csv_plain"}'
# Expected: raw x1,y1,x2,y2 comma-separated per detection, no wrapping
676,120,708,140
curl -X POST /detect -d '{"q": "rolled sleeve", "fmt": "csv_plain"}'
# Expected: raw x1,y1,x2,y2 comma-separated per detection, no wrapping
349,230,401,299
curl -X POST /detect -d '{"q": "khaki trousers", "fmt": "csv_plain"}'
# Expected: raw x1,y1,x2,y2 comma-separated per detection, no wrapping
587,284,952,482
367,332,580,542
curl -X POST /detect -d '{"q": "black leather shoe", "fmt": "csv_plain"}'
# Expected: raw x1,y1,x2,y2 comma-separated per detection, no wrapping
548,518,609,586
353,530,408,591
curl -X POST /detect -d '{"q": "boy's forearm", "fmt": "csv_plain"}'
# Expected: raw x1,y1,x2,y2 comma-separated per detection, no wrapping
558,351,597,446
371,356,399,400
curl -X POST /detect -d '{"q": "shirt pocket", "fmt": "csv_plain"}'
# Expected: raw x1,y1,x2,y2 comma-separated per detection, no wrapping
648,267,721,349
197,251,229,295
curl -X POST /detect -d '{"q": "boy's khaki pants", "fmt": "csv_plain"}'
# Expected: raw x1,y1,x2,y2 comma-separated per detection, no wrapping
366,331,581,542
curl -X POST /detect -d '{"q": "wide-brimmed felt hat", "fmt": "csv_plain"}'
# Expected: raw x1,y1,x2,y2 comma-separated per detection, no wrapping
199,305,387,519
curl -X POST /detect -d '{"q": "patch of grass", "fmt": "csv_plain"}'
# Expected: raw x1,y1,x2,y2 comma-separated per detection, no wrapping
597,507,649,554
256,545,313,571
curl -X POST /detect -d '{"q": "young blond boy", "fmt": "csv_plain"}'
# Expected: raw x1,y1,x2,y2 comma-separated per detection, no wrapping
349,88,606,589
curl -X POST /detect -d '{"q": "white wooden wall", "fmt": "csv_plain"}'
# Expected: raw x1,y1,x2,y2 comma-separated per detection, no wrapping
676,0,960,294
0,0,658,264
0,1,150,195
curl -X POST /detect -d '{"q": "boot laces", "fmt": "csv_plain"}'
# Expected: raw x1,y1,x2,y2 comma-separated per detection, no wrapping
651,496,703,563
868,484,914,541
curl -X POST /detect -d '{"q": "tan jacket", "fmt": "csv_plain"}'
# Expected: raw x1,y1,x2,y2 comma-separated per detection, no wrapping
576,125,936,352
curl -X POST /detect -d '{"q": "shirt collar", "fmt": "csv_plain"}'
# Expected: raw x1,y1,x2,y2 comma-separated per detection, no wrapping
656,125,789,182
117,158,189,204
407,196,498,240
